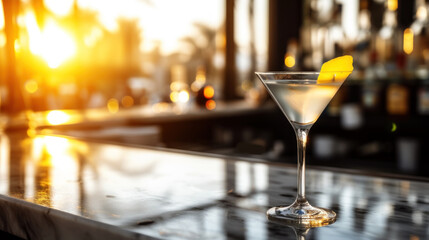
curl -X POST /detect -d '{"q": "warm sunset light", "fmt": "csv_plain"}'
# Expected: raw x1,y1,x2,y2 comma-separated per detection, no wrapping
14,39,20,52
25,80,39,93
83,27,103,47
0,33,5,48
46,110,71,125
403,28,414,55
1,2,428,238
203,86,215,99
27,128,37,138
31,136,82,167
43,136,71,157
25,13,76,68
40,22,76,68
44,0,74,17
107,98,119,113
0,1,4,30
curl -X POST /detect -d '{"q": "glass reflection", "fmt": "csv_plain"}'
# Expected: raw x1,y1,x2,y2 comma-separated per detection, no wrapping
8,134,26,199
0,133,9,193
34,144,51,206
0,133,428,239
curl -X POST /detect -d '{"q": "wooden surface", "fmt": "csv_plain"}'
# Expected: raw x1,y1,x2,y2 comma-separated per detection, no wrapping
0,131,428,239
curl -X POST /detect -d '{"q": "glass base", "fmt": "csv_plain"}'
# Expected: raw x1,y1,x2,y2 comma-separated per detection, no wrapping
267,200,336,228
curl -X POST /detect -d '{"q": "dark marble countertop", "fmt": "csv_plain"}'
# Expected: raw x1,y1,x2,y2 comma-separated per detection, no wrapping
0,131,428,240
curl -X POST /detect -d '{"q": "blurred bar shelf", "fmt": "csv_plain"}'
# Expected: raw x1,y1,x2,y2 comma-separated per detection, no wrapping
6,97,428,179
6,100,274,131
0,131,428,239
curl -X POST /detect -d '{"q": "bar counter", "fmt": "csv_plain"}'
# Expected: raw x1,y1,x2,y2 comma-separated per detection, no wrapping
0,131,428,240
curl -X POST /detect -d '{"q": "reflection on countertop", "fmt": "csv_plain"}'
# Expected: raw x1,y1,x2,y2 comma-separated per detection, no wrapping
0,131,428,239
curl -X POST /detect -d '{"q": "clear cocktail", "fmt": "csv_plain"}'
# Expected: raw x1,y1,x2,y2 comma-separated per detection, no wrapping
256,69,351,227
264,78,342,125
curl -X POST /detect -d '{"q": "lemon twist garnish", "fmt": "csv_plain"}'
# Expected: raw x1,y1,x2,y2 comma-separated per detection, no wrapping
317,55,354,83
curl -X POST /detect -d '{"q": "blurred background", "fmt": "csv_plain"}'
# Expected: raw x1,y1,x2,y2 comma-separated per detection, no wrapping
0,0,428,177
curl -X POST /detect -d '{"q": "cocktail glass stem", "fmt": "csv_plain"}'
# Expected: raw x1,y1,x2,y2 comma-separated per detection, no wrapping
293,123,312,206
266,121,336,227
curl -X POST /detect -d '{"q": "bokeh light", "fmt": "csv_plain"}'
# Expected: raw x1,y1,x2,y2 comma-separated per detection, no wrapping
107,98,119,113
284,55,296,68
178,90,190,103
121,96,134,108
170,91,179,103
46,110,71,125
205,99,216,110
25,80,38,94
387,0,398,11
403,28,414,55
203,86,215,99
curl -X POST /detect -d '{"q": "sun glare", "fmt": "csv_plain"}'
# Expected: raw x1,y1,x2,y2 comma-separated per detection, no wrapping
24,13,76,68
0,1,4,30
0,33,5,48
42,136,71,157
41,21,76,68
44,0,74,17
46,110,71,125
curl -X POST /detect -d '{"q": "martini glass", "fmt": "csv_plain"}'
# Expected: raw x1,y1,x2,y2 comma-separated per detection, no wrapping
256,71,350,227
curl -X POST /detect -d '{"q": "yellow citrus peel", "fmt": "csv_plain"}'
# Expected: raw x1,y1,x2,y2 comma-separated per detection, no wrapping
317,55,353,83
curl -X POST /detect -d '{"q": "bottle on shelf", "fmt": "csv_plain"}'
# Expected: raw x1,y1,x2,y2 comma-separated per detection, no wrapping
340,80,363,130
386,81,409,115
417,78,429,115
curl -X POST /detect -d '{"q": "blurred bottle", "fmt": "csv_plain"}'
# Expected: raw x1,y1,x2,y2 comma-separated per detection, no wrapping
355,0,371,69
340,82,363,130
386,22,411,116
362,76,383,113
313,134,337,160
417,78,429,115
386,81,409,115
361,34,384,113
396,137,419,173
